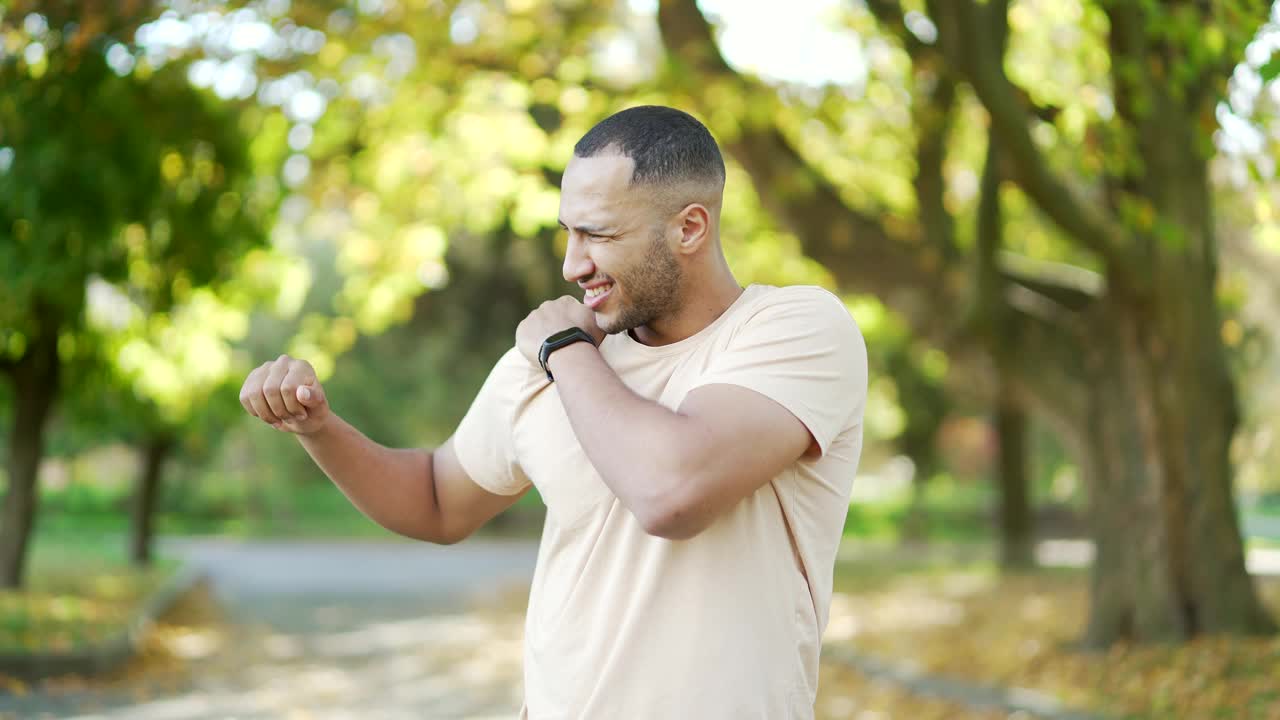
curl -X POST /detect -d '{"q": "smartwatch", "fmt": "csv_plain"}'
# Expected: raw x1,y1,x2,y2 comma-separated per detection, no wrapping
539,327,598,382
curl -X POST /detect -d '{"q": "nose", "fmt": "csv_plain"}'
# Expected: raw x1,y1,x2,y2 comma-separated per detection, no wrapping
562,234,595,283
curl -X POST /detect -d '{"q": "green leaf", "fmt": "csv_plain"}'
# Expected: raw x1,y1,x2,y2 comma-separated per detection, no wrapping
1259,55,1280,82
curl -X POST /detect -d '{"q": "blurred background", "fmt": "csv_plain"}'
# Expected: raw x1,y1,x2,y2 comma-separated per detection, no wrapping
2,0,1280,718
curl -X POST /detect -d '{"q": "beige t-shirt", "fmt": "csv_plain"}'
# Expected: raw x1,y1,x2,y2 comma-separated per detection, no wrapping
453,284,867,719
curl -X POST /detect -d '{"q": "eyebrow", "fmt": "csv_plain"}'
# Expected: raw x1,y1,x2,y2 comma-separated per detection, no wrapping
557,219,612,234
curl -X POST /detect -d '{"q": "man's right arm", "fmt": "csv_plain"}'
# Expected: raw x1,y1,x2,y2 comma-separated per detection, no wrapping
239,354,525,544
298,418,525,543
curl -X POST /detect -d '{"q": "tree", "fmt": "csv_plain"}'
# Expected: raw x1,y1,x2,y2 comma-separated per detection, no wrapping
269,0,1010,548
85,284,265,565
657,0,1275,644
0,3,272,587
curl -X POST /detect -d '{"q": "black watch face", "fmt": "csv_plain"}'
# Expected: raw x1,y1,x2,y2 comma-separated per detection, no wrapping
548,328,584,344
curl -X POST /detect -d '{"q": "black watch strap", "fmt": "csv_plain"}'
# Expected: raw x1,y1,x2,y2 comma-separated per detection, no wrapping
539,327,597,382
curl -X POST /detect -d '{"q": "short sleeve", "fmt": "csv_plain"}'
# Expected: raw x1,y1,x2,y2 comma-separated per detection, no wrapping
689,287,867,456
451,347,534,496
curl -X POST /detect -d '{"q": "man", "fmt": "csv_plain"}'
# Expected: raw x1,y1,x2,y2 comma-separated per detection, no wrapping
239,105,867,718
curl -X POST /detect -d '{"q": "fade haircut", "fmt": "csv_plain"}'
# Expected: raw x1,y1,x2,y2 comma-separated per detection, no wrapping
573,106,726,194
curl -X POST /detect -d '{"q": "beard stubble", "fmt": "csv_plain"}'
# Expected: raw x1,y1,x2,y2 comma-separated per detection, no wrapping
598,230,684,336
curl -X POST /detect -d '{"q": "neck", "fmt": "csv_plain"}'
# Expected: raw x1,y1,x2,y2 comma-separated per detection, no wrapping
632,262,744,346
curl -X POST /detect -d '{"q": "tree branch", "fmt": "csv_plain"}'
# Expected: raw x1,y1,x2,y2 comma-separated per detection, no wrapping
864,0,934,59
927,0,1135,277
864,0,1060,125
996,303,1090,427
912,67,959,262
837,2,962,264
862,0,1093,414
998,254,1102,312
972,123,1094,414
975,134,1004,327
657,0,960,336
659,0,1094,413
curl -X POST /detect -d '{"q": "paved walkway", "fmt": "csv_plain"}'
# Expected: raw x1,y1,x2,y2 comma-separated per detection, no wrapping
1036,537,1280,576
4,535,1271,719
0,538,539,720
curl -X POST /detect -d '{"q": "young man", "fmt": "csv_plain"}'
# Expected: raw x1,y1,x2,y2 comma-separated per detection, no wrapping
239,105,867,718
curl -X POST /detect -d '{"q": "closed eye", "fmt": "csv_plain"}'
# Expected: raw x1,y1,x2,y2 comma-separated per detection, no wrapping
557,219,614,242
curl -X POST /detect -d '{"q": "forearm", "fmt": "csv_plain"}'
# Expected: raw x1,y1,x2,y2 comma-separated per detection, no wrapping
548,343,695,527
297,414,444,541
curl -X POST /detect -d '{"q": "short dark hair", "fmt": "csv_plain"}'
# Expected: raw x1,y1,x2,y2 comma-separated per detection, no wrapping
574,105,725,189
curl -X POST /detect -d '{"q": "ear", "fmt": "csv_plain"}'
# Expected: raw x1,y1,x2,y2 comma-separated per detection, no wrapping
674,203,712,255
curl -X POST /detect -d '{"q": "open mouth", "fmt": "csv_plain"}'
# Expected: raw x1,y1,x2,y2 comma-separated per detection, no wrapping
584,282,614,310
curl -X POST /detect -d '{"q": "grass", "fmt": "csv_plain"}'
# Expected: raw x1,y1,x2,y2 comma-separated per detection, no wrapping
828,546,1280,720
31,478,550,541
0,536,177,657
841,477,1075,544
27,469,1280,545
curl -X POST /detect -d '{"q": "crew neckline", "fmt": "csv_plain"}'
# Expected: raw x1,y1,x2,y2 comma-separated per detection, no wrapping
609,283,767,357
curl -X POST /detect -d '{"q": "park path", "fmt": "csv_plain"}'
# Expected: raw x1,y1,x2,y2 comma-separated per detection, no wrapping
0,537,540,720
9,535,1270,719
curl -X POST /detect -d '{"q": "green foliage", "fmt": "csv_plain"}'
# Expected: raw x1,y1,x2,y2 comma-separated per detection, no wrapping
0,6,286,589
0,4,277,440
0,6,295,497
1,0,1276,575
0,22,269,341
1259,55,1280,83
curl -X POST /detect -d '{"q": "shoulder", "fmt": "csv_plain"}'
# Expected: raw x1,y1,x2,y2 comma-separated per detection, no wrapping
494,346,531,373
480,347,543,395
739,285,863,338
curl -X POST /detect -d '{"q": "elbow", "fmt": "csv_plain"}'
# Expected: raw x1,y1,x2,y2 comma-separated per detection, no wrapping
389,524,445,544
402,526,467,545
641,514,703,540
636,491,711,541
417,526,465,545
425,519,475,545
633,452,714,540
392,515,469,545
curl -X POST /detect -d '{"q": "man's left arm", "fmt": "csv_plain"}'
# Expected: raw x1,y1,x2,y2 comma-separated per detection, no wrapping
552,342,821,538
519,291,866,540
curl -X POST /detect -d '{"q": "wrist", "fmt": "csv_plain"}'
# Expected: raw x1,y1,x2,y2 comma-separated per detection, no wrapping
539,326,598,381
546,340,596,378
296,413,339,441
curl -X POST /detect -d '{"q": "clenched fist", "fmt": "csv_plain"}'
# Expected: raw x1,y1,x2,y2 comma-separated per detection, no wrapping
239,354,330,435
516,296,605,368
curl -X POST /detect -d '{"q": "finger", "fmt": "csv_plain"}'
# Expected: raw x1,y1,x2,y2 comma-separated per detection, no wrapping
248,388,280,424
246,363,278,421
238,368,263,418
296,382,325,408
251,360,286,424
260,356,292,420
279,364,313,417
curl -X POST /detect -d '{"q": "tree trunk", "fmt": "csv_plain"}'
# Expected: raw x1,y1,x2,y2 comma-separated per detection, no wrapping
1070,30,1276,642
1076,292,1273,645
655,0,1274,646
898,408,942,544
0,329,60,589
893,357,947,544
130,433,173,567
901,470,929,543
995,380,1034,570
978,127,1034,570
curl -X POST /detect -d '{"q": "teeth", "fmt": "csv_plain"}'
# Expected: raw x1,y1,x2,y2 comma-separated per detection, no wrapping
586,284,612,299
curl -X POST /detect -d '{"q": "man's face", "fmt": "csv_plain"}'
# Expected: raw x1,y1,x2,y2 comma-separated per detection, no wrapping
558,153,683,335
